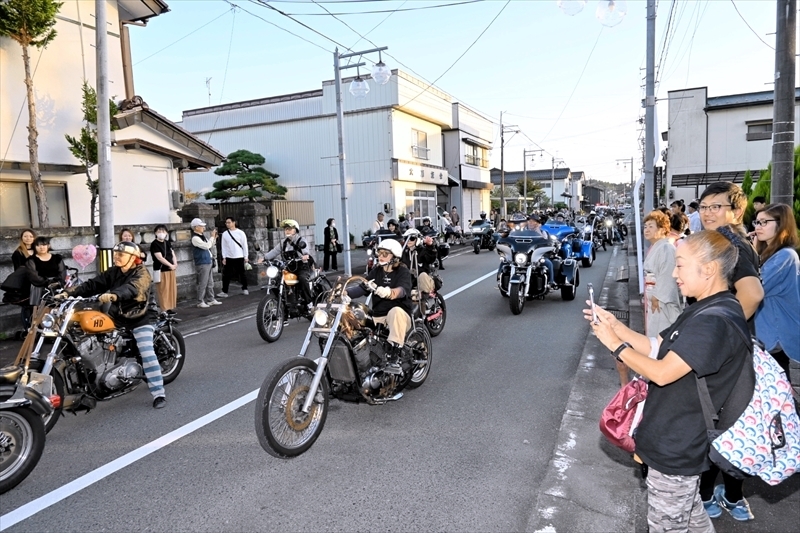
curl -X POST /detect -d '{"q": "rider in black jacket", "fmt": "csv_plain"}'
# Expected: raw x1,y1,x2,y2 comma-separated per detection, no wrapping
59,242,166,409
264,219,315,311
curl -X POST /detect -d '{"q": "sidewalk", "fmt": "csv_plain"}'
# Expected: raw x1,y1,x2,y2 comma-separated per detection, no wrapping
528,238,800,533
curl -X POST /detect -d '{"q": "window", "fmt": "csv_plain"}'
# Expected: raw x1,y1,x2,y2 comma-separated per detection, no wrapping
746,121,772,141
405,189,436,223
411,129,429,160
464,143,488,167
0,181,70,227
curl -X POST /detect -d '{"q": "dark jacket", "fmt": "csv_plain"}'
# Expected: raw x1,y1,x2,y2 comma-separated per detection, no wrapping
324,226,339,253
401,244,437,275
26,254,66,287
66,263,156,329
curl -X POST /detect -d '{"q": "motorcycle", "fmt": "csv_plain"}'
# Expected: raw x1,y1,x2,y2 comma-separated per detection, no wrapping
256,258,333,342
23,291,186,433
469,220,496,254
496,228,579,314
254,275,433,458
363,231,402,273
401,231,447,338
543,219,595,268
0,306,53,493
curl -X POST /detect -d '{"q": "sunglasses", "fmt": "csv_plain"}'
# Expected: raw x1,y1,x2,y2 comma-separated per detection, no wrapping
377,250,392,257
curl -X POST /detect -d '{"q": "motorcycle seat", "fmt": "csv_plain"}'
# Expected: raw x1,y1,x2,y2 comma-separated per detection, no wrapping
0,365,23,384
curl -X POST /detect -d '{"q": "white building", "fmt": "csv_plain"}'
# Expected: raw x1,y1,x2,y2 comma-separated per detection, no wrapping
665,86,800,204
0,0,223,228
180,70,494,242
490,167,584,212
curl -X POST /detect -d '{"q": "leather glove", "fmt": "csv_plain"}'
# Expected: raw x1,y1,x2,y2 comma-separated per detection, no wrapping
54,292,69,300
375,286,392,299
98,293,118,304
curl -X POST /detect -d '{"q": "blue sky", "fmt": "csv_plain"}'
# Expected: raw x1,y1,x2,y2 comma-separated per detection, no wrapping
129,0,779,186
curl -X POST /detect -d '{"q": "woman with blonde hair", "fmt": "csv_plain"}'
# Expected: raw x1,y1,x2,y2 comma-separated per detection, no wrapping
587,230,752,533
9,229,36,330
753,203,800,383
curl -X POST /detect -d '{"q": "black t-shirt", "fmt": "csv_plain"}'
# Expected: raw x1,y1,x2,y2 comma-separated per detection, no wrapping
149,240,173,271
634,292,750,476
729,234,760,287
366,263,413,317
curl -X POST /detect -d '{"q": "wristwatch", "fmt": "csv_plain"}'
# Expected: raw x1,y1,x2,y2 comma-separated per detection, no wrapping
611,342,632,362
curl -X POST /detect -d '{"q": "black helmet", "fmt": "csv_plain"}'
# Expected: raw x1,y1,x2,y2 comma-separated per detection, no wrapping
387,218,398,229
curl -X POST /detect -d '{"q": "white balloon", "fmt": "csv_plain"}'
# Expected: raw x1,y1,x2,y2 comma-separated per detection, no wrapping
558,0,587,16
596,0,628,27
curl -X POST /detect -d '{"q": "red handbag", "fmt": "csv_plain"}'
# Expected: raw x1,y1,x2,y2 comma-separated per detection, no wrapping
599,377,648,453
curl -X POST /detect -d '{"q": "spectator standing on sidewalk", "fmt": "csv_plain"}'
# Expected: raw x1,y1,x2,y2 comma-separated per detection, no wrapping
149,225,177,311
753,204,800,384
406,211,416,229
190,218,221,308
219,217,249,297
323,218,339,272
589,230,750,533
119,228,147,261
371,212,385,234
643,210,682,336
687,201,702,233
695,182,762,522
11,229,35,329
450,206,460,230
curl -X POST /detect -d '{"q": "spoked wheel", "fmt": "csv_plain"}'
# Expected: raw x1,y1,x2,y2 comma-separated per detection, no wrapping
256,294,284,343
26,361,64,434
509,283,525,315
154,328,186,385
314,276,333,303
0,407,46,494
424,293,447,337
561,269,579,301
405,325,433,389
255,358,329,458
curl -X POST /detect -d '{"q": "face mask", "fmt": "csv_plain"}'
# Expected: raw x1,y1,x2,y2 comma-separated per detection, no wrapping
156,232,167,240
331,222,336,227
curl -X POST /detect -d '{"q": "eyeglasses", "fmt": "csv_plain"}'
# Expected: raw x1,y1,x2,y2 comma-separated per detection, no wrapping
753,219,777,227
698,204,732,213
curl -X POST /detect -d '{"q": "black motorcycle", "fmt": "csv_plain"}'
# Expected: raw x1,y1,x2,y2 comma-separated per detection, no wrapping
256,259,333,342
470,220,495,254
496,229,579,314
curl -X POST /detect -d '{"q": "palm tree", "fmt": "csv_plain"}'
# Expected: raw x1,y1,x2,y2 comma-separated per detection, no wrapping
0,0,63,227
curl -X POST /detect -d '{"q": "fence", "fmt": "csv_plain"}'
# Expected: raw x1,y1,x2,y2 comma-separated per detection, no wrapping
214,200,315,229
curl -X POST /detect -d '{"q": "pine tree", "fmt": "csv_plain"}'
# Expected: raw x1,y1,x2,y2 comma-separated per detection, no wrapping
205,150,286,201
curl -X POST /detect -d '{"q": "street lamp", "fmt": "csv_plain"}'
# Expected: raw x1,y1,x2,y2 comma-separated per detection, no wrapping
523,149,544,213
333,46,390,276
616,157,634,204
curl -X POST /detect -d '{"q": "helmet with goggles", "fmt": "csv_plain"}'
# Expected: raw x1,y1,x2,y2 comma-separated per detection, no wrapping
376,238,402,259
112,241,143,264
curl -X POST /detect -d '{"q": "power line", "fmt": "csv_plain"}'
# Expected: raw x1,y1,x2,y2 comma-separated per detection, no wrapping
280,1,483,16
251,0,352,51
730,0,774,50
205,7,238,144
225,1,331,53
539,26,604,144
134,7,234,66
349,0,407,50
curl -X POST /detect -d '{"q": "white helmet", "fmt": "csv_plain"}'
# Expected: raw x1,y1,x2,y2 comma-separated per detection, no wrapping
403,228,421,238
376,238,402,264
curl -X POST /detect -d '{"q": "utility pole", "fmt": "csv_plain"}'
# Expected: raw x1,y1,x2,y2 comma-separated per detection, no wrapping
551,156,565,208
644,0,656,215
499,113,518,217
617,157,634,202
523,149,543,212
96,0,114,270
771,0,796,207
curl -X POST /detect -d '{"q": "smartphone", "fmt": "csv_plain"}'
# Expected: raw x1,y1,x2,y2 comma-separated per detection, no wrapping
587,283,598,324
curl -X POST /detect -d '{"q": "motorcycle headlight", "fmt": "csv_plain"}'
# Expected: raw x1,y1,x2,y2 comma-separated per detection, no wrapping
266,265,279,279
41,313,55,329
313,309,330,327
367,249,373,257
514,253,527,266
605,219,612,227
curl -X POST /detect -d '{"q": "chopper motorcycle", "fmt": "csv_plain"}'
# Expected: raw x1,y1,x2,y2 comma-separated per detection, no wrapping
401,229,447,338
254,275,433,458
23,291,185,433
496,228,579,314
256,258,333,342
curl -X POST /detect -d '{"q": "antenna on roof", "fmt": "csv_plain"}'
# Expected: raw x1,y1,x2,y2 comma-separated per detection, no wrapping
205,77,212,106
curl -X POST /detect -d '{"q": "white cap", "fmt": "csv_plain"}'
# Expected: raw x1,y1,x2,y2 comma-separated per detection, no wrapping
190,218,207,227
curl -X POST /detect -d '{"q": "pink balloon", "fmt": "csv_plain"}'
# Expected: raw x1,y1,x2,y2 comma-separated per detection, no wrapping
72,244,97,269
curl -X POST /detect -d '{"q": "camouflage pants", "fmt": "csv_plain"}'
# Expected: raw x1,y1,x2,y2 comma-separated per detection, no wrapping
646,468,715,533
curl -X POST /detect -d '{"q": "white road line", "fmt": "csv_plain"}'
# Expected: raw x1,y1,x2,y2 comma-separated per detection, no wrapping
184,315,255,337
0,270,496,529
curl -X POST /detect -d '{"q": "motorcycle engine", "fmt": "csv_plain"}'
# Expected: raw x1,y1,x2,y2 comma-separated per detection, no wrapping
74,332,142,392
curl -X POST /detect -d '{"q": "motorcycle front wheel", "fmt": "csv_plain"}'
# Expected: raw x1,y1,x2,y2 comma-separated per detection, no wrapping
425,293,447,337
26,361,64,434
405,325,433,389
256,294,284,343
255,358,329,458
155,328,186,385
509,283,525,315
473,242,480,254
0,406,46,494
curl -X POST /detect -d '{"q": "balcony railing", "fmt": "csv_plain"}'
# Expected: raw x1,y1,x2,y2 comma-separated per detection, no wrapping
412,145,430,160
465,153,487,168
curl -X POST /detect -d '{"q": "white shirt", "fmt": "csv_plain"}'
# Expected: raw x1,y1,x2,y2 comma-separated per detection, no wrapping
371,219,384,234
688,211,702,233
221,228,248,259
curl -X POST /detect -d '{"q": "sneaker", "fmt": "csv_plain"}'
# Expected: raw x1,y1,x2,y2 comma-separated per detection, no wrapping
217,292,229,298
153,396,166,409
197,302,210,308
209,300,223,306
714,484,754,521
242,289,249,295
703,497,722,519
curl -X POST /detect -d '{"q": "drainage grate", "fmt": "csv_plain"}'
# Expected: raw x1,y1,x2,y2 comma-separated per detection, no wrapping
605,309,629,321
615,266,629,282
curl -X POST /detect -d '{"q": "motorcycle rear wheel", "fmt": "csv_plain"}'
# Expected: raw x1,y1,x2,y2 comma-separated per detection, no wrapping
255,358,328,458
405,325,433,389
26,360,64,434
581,251,593,268
0,406,46,494
424,293,447,337
155,328,186,385
256,294,284,343
509,283,525,315
473,243,480,254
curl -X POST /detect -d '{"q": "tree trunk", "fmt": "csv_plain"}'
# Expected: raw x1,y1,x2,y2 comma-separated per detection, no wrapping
86,172,97,228
22,42,49,227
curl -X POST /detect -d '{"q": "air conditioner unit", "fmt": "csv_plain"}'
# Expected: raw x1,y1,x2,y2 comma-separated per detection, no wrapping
171,190,185,209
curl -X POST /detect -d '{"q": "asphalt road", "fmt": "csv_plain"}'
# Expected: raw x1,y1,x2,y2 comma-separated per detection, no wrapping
1,248,613,532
